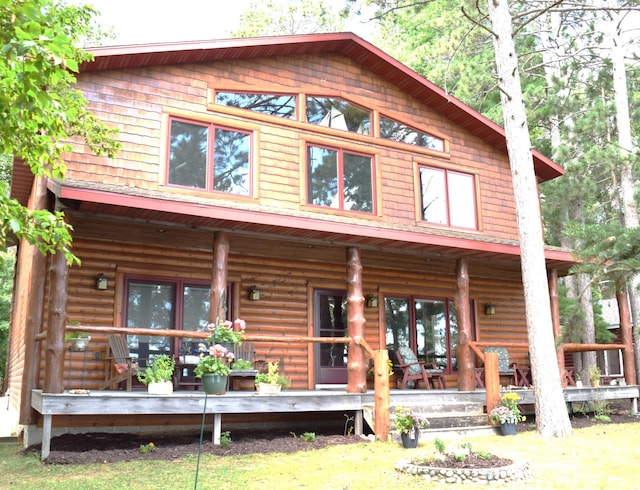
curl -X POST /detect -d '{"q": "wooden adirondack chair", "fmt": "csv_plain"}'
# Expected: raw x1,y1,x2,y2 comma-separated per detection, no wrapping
228,341,259,391
474,347,518,388
101,335,139,391
395,346,432,389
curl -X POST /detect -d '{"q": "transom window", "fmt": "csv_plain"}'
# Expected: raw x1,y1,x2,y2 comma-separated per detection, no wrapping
215,91,296,119
168,117,252,196
419,166,477,229
306,96,371,135
385,296,459,373
307,144,374,213
380,115,444,151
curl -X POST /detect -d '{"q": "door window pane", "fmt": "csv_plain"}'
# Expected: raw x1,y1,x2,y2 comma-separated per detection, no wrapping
181,285,211,356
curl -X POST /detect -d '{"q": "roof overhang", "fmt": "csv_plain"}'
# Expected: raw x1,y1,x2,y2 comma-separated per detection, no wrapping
52,181,575,275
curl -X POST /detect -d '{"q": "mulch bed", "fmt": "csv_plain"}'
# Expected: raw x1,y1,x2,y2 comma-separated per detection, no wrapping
24,402,640,465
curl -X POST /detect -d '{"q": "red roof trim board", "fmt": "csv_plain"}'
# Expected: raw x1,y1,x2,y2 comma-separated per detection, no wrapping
80,32,563,182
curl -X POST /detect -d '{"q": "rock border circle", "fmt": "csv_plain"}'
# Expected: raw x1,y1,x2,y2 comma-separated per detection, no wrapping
396,458,530,485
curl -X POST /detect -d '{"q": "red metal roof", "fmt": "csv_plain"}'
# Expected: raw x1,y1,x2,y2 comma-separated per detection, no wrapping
80,32,564,182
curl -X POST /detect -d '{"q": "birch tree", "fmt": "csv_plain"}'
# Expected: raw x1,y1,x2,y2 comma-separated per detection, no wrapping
486,0,572,436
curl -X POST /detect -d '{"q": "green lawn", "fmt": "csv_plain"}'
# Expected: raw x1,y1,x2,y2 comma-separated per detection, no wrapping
2,422,640,489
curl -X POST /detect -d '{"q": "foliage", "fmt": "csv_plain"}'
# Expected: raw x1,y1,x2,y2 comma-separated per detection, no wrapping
209,319,245,345
136,355,175,385
232,0,344,37
588,365,601,384
393,406,430,434
255,361,290,389
0,249,15,383
138,442,155,454
231,359,253,370
194,344,235,377
367,358,394,377
300,432,316,442
220,431,231,448
490,393,525,425
0,0,120,264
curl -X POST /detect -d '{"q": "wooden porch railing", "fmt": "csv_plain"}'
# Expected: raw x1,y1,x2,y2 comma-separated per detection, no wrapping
36,324,391,441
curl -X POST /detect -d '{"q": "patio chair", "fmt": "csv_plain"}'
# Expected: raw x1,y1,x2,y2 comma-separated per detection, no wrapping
228,341,259,391
395,346,432,389
100,335,139,391
474,347,518,388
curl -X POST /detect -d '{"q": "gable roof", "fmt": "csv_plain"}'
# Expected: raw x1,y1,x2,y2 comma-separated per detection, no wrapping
80,32,563,182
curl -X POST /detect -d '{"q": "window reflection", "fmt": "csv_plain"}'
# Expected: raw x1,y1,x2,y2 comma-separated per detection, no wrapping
215,91,296,118
306,96,370,135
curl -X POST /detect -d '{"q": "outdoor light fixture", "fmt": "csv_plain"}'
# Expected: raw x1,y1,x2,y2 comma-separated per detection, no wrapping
366,294,379,308
484,303,496,316
249,285,261,301
96,273,108,290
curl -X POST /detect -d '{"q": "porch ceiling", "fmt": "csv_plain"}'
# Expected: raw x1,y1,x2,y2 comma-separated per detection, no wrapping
54,180,575,275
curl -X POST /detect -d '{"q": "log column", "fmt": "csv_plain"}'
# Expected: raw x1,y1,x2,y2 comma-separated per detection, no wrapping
20,176,48,421
454,258,474,391
43,247,69,393
549,269,565,386
209,232,229,324
346,247,366,393
617,288,637,386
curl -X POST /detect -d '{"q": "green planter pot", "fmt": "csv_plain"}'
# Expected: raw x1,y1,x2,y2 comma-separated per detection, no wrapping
202,374,228,395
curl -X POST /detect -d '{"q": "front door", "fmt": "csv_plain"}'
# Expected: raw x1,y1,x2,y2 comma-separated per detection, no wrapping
314,289,348,384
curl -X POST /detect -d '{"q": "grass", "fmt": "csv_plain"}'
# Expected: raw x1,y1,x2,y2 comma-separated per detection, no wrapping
2,422,640,489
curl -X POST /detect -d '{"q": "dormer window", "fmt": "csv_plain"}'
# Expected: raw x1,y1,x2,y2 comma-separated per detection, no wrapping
168,117,252,196
306,97,371,135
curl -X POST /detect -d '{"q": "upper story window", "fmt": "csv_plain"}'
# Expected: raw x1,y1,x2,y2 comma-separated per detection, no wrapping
380,115,444,151
419,166,477,229
307,144,374,213
215,91,296,119
168,117,251,196
306,96,371,135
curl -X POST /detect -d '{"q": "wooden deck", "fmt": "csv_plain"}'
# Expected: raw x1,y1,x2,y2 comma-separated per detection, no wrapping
31,385,639,460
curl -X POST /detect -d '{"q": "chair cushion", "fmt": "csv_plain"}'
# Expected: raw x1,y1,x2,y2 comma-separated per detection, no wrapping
398,346,421,375
484,347,511,372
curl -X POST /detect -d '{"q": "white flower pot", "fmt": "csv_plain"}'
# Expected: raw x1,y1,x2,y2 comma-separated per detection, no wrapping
256,382,281,395
148,381,173,395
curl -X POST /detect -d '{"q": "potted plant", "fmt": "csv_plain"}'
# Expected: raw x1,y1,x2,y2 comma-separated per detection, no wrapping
65,330,91,352
589,365,601,387
255,361,289,394
393,406,429,448
136,354,175,395
194,344,235,394
575,373,583,388
208,319,245,346
490,392,525,435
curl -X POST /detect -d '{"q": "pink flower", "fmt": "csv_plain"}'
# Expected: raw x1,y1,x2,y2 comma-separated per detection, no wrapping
234,319,246,332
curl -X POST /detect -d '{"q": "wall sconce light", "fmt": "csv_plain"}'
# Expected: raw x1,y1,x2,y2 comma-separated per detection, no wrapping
249,285,261,301
366,294,379,308
484,303,496,316
96,273,108,290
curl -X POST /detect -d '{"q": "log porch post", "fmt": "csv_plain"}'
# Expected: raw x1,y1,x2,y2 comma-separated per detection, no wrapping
209,232,229,324
616,288,637,386
346,247,366,393
43,247,69,393
454,258,475,391
549,269,565,386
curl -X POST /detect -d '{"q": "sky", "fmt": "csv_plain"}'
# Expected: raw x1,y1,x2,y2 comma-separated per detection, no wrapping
68,0,375,46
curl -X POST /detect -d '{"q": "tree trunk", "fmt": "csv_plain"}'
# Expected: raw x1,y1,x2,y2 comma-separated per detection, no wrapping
487,0,571,437
43,248,69,393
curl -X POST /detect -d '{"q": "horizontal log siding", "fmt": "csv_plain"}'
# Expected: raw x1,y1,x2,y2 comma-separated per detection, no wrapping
65,53,519,242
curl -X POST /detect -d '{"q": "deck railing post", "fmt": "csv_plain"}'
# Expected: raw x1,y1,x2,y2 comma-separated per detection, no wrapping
373,349,390,441
485,352,500,420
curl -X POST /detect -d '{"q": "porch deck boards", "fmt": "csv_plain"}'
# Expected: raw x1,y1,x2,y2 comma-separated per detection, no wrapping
31,385,639,461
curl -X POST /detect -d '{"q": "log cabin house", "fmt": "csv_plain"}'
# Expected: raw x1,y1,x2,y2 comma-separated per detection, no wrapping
7,32,585,444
